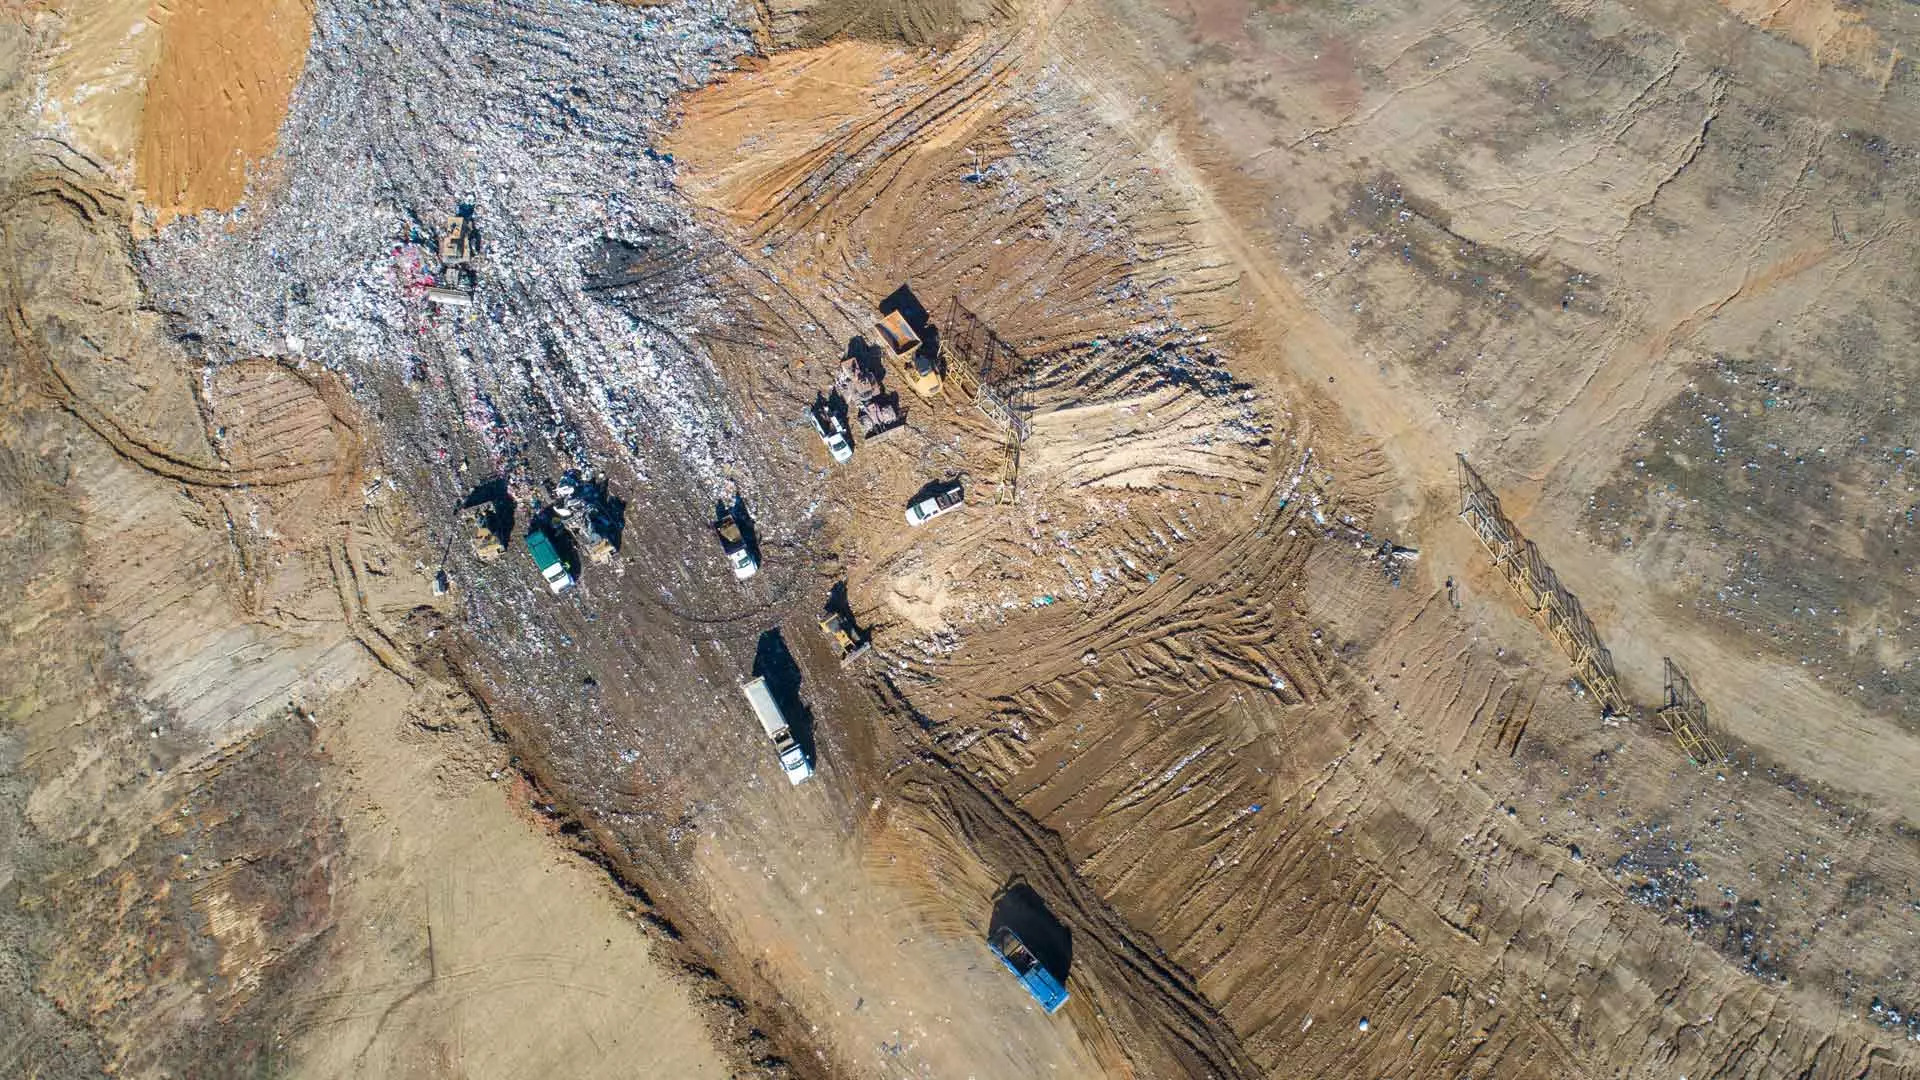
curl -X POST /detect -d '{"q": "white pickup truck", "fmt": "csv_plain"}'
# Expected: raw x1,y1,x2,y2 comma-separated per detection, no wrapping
741,677,812,785
905,480,965,526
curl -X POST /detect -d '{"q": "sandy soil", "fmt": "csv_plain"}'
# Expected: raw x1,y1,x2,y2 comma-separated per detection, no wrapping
285,675,735,1080
24,0,163,168
656,0,1920,1071
136,0,313,223
423,500,1114,1077
1061,0,1920,818
0,166,744,1079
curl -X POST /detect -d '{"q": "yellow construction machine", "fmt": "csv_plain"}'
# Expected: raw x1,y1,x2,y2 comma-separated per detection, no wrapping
874,310,942,401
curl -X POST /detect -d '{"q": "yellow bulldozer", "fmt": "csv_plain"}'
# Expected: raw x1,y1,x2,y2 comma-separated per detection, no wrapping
463,502,505,560
818,610,871,663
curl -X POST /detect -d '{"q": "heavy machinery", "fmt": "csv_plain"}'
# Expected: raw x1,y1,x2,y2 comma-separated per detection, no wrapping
463,501,506,560
741,677,811,784
818,610,871,663
558,505,615,565
835,354,903,441
715,509,758,579
837,353,882,402
987,925,1069,1014
524,525,574,594
858,396,902,439
875,310,941,400
551,472,618,566
439,211,477,266
427,208,479,306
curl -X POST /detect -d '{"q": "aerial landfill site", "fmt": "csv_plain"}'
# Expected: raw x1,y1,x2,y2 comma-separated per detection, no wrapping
5,0,1920,1075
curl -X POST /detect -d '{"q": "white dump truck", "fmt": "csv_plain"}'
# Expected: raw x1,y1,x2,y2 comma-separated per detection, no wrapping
715,509,758,580
741,677,812,785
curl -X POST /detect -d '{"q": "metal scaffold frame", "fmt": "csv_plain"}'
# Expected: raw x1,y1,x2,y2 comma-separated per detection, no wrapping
1458,454,1630,717
1657,657,1727,765
944,298,1030,502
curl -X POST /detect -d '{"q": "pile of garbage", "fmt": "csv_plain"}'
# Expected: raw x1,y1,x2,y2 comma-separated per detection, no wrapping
139,0,757,492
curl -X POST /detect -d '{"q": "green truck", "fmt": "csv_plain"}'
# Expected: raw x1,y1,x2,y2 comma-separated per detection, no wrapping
524,526,574,594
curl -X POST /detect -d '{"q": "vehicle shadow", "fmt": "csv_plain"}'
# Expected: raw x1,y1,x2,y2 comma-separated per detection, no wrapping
815,390,852,443
842,337,909,434
578,473,627,549
752,628,815,765
846,334,883,379
461,476,515,545
990,879,1072,983
600,494,627,550
906,476,963,506
454,201,480,256
825,580,852,621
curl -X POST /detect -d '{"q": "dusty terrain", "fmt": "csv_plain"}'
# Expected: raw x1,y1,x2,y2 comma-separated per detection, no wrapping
136,0,314,226
2,6,748,1077
657,0,1920,1071
5,0,1920,1076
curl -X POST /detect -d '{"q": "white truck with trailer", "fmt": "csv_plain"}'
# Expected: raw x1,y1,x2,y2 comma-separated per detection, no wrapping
741,677,812,785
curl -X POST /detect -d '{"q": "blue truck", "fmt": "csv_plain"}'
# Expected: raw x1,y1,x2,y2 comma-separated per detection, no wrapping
988,925,1069,1014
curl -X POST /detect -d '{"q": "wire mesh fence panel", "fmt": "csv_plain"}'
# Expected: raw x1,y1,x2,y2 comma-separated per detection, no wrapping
1456,455,1639,722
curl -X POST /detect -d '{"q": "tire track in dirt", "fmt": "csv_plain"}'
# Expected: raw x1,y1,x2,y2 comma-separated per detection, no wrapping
877,705,1264,1079
873,428,1591,1074
7,157,392,713
700,33,1024,243
866,333,1912,1076
689,0,1920,1072
4,163,358,494
1298,508,1920,1077
668,17,1333,1070
1044,0,1920,838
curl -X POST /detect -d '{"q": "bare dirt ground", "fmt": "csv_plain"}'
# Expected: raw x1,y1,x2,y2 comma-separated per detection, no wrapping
136,0,315,226
657,0,1920,1072
1,7,748,1078
0,157,741,1080
8,0,1920,1075
285,676,737,1079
